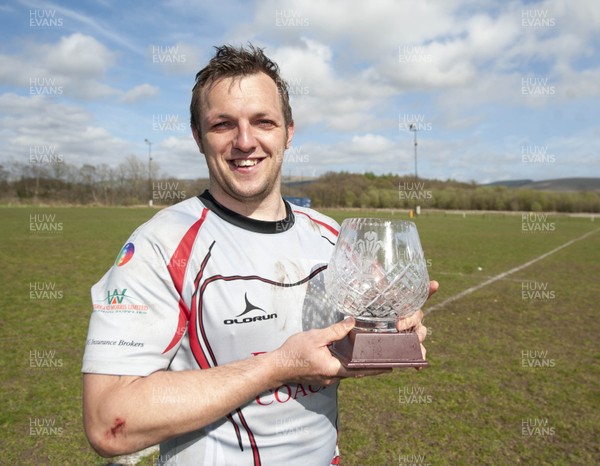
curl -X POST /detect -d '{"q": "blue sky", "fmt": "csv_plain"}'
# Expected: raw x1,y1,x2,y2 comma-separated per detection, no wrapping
1,0,599,183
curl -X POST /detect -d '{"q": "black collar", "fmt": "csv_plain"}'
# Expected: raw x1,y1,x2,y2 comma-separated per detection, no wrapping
198,190,295,234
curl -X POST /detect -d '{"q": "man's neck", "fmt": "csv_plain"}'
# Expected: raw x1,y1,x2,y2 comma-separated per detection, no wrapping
207,188,287,222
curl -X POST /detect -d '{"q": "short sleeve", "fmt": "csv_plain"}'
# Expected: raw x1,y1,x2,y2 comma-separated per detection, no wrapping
82,227,185,376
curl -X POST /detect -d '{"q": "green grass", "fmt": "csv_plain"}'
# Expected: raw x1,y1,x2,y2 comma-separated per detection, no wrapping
1,207,599,465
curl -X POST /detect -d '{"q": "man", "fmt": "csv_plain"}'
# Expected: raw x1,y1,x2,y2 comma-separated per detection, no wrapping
82,44,436,465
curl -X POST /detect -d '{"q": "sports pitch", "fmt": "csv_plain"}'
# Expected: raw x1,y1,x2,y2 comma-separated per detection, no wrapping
1,206,598,465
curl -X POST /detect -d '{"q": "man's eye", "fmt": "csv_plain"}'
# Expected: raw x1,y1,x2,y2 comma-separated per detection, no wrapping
213,121,232,130
257,120,275,128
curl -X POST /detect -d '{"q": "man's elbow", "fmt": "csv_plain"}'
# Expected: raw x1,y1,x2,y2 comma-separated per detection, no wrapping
83,373,140,457
84,416,130,458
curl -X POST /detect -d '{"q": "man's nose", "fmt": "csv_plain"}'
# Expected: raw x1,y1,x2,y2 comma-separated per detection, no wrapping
233,122,256,152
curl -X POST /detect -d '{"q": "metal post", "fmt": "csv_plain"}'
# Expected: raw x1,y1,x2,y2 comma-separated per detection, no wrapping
409,124,418,179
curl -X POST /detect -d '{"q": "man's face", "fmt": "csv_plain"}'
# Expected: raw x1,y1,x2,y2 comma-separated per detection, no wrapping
193,72,294,210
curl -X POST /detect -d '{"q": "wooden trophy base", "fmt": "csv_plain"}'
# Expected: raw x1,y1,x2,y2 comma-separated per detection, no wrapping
330,328,428,369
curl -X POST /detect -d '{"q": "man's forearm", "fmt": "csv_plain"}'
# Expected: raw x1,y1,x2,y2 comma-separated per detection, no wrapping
83,351,282,457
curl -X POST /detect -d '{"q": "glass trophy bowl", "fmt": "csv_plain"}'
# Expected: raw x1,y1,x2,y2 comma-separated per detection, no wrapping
325,218,430,368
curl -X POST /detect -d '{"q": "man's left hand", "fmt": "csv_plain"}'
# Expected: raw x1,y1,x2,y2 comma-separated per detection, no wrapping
395,280,439,361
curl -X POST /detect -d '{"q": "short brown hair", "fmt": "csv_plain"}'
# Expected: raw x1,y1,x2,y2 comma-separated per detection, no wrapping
190,44,292,132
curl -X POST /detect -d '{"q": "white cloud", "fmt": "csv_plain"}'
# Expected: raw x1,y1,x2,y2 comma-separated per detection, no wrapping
0,93,131,167
1,0,598,184
120,83,160,103
156,135,208,178
43,33,115,78
350,134,395,155
0,33,121,99
148,42,206,75
19,0,144,54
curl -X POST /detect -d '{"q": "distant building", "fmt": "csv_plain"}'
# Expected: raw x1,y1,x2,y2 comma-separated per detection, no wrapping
284,196,311,208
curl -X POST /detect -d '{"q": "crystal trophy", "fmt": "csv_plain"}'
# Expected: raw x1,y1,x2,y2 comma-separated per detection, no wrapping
325,218,430,368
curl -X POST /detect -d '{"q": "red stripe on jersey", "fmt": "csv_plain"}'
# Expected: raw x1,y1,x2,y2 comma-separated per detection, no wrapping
235,407,262,465
162,208,209,354
293,210,339,237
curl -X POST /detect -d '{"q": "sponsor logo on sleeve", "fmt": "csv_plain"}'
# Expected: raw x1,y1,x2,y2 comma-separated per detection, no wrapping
115,242,135,267
92,288,149,314
86,338,145,348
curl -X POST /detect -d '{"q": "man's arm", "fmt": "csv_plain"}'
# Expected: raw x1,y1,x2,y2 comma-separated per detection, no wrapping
83,316,366,457
83,281,437,458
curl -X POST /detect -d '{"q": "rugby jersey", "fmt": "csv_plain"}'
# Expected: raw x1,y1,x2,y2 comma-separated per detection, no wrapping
83,191,342,465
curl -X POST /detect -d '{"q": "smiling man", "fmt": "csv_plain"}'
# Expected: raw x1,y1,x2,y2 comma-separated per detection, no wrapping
191,65,292,219
82,44,434,465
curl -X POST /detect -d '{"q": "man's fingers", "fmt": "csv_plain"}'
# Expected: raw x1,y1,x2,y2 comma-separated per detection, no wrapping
428,280,439,298
416,323,427,343
395,280,438,332
397,309,423,332
325,316,355,344
339,368,392,379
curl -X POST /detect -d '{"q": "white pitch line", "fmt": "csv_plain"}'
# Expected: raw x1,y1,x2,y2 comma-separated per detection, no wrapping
425,227,600,314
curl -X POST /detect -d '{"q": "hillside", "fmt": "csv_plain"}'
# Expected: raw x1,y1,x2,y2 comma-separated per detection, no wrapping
485,178,600,192
281,173,600,212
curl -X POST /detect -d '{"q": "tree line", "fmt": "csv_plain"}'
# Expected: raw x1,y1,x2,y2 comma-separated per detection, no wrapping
1,158,598,212
292,172,600,213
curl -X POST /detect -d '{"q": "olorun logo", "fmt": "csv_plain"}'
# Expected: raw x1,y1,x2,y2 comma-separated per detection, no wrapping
223,292,277,325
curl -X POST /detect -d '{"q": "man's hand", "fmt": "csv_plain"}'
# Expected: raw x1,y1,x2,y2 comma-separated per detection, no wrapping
272,317,390,387
273,280,439,384
396,280,439,362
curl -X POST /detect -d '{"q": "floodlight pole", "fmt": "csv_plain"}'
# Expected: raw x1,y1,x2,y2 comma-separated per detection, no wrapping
145,138,153,206
409,123,418,179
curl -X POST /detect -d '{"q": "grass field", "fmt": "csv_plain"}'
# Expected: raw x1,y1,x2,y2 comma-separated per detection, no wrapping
1,206,599,465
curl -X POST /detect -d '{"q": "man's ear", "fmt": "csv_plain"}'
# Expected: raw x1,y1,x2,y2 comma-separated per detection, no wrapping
285,120,295,150
191,125,205,154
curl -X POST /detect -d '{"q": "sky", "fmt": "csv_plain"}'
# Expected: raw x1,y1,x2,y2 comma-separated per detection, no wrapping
1,0,599,183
